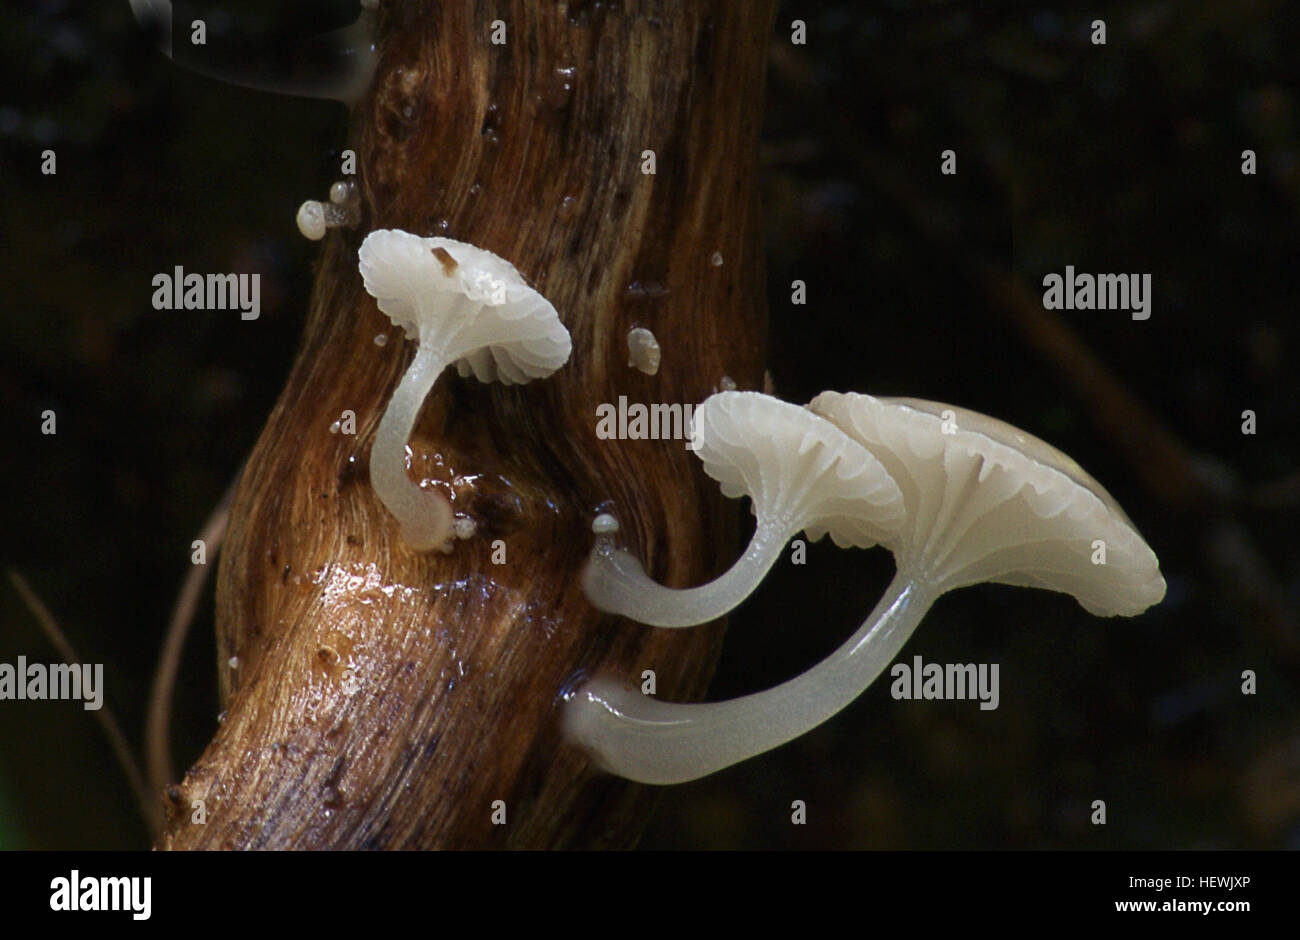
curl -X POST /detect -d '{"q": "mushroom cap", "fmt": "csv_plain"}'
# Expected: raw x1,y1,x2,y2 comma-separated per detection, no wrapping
296,200,327,240
358,229,572,385
691,392,904,548
808,391,1166,616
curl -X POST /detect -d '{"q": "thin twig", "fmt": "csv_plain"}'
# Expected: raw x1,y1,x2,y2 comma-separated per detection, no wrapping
145,473,239,813
7,570,158,832
769,43,1212,514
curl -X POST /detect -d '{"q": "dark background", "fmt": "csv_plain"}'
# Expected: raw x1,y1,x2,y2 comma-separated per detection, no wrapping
1,1,1297,849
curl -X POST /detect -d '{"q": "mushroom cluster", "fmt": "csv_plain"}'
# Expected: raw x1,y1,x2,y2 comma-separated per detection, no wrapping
567,389,1166,784
351,227,1163,786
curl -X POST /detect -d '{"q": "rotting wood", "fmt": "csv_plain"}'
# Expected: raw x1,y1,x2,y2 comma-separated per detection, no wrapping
158,0,776,849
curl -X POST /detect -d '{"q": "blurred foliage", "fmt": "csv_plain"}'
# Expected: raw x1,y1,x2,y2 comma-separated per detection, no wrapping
1,0,1297,849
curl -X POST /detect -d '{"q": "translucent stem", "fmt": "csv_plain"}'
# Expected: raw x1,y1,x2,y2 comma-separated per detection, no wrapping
581,517,792,626
134,2,378,103
370,341,454,551
564,575,938,784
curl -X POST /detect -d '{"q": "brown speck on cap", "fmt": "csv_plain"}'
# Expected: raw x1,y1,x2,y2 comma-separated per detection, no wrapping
431,246,458,275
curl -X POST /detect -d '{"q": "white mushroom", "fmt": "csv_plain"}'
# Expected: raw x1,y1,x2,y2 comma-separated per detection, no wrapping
297,188,360,241
296,201,328,240
330,180,359,207
566,391,1165,784
581,391,904,626
358,229,571,551
810,393,1166,615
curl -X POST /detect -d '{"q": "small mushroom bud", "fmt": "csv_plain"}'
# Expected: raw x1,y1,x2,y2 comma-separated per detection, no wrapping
330,180,359,207
626,327,661,375
296,198,359,241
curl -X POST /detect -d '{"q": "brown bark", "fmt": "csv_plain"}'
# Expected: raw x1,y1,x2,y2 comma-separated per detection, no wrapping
158,0,775,849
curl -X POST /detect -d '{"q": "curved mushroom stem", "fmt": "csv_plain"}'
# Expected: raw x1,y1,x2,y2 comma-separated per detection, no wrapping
564,574,941,784
131,2,377,103
581,514,793,626
370,341,455,552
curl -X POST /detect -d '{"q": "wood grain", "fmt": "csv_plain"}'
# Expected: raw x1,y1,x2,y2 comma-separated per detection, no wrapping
158,0,775,850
